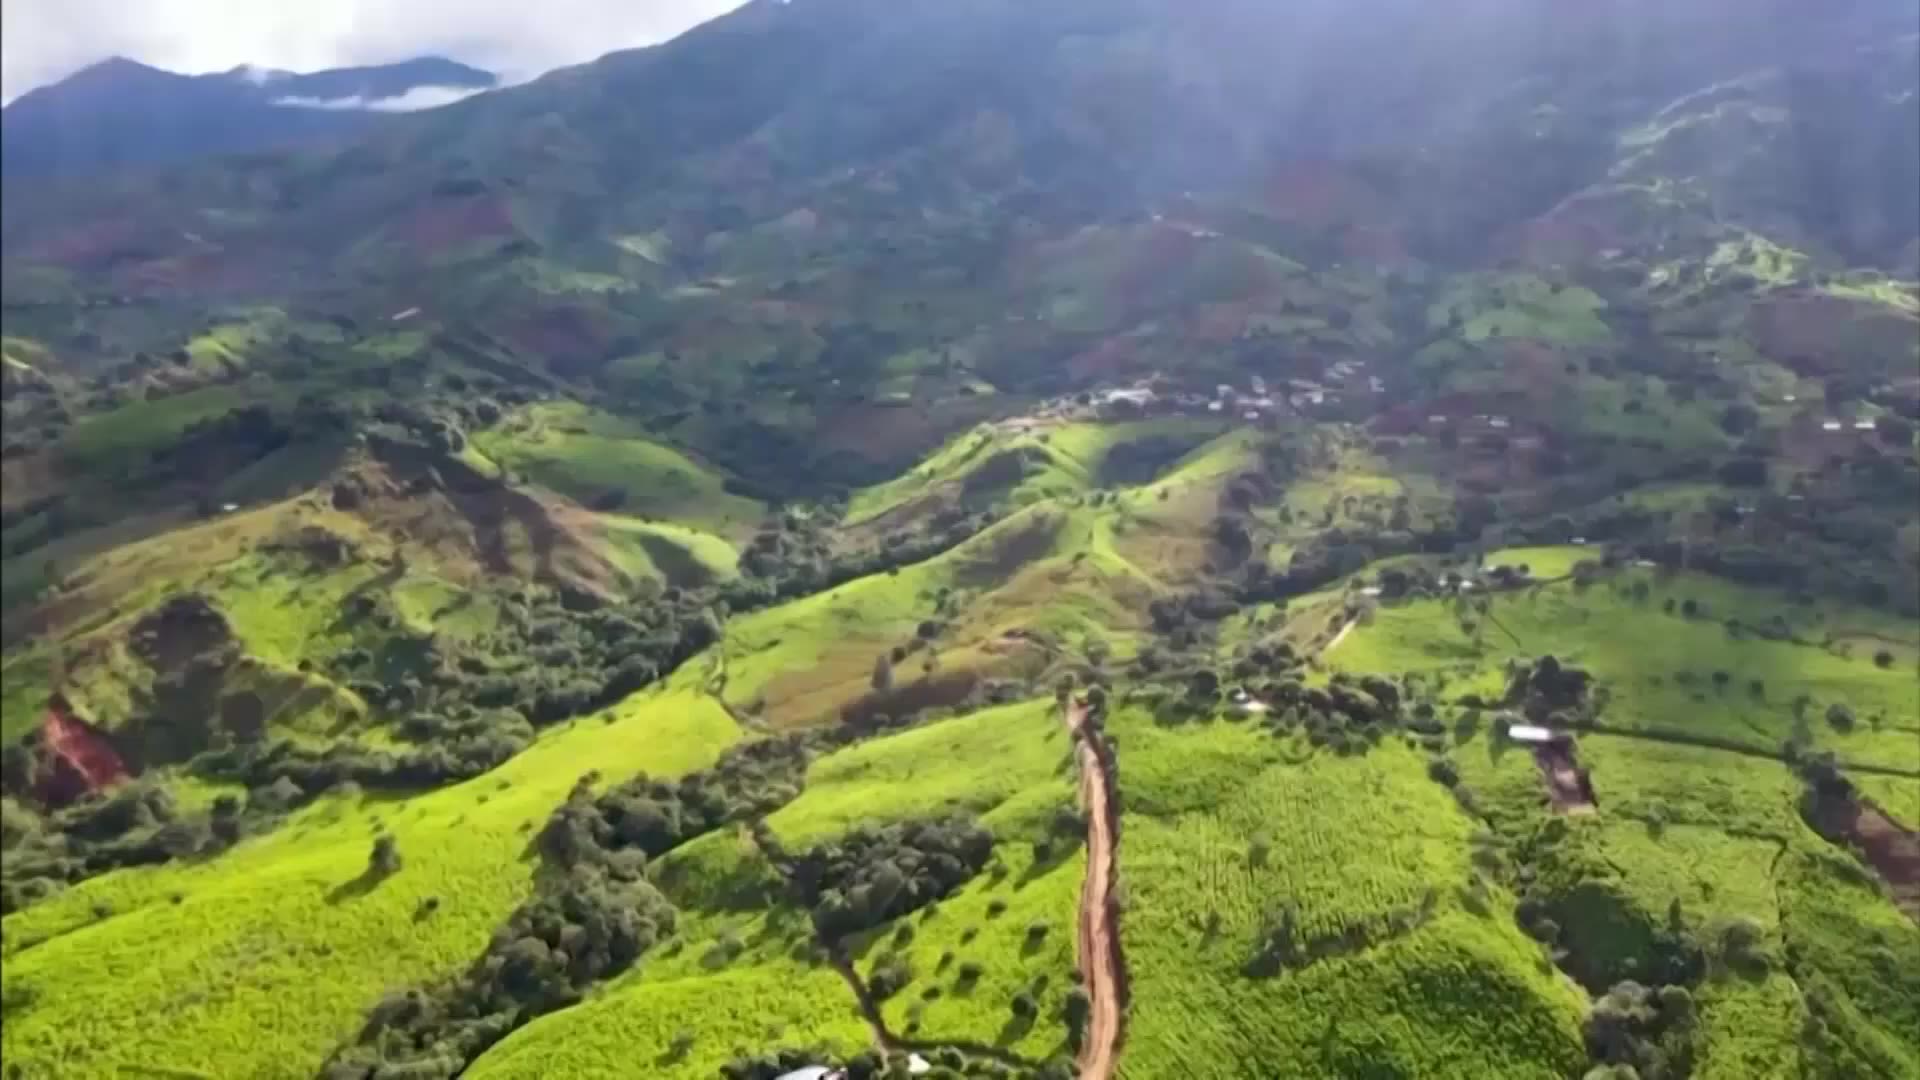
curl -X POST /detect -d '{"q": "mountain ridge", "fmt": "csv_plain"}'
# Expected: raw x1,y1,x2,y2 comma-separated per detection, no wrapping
0,54,497,180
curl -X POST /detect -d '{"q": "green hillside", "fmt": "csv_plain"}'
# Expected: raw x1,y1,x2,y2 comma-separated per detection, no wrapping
2,1,1917,1078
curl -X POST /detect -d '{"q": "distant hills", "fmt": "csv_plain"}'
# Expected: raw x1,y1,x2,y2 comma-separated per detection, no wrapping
0,55,497,179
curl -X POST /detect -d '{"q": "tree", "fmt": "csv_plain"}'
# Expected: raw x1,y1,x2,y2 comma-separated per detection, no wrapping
871,653,895,693
1825,703,1855,733
1063,987,1092,1051
370,834,402,877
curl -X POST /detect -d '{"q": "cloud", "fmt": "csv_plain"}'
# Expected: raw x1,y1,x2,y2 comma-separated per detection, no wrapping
1,0,749,104
271,84,491,112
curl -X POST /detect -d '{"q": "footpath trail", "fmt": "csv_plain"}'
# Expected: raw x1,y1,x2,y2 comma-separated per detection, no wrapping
1065,700,1124,1080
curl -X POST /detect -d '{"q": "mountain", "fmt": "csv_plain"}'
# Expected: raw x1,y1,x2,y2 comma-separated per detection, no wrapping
0,2,1916,1078
0,55,497,179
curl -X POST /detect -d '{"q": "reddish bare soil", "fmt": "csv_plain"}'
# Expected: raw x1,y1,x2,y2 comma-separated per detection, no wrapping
1808,785,1920,921
392,194,517,255
36,698,129,806
1065,700,1124,1080
1535,741,1597,815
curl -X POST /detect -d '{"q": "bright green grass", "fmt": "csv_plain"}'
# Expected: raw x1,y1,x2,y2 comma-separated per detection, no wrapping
2,335,53,369
1426,273,1611,346
1109,707,1587,1078
860,842,1083,1059
1484,545,1592,580
465,907,870,1080
847,419,1232,526
1117,717,1475,947
204,553,387,669
182,309,292,372
1121,903,1584,1080
594,516,740,587
1821,275,1920,316
389,573,500,643
1575,733,1807,838
473,699,1084,1076
474,402,761,533
766,698,1080,1057
517,259,634,295
58,385,250,470
0,689,740,1079
1329,570,1920,772
766,699,1073,848
1692,971,1808,1080
1706,233,1807,287
612,231,671,263
0,651,52,743
719,507,1077,719
1774,845,1920,1077
1853,773,1920,828
720,501,1155,726
1451,726,1837,1074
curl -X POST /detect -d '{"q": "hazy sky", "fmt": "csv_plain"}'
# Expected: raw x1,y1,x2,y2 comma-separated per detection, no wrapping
0,0,749,103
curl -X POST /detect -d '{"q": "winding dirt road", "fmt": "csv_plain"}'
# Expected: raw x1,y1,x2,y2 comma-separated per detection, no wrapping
1065,700,1124,1080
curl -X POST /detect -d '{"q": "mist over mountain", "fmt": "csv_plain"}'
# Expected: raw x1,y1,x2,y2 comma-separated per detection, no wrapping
0,54,496,179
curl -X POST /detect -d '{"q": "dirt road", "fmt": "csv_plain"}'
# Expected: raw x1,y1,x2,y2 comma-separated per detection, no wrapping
1065,700,1124,1080
1323,616,1358,656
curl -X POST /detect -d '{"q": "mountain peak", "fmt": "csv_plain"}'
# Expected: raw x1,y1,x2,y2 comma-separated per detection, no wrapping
2,54,499,179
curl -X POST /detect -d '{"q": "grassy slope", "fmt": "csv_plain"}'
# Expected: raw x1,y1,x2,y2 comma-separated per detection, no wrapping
772,699,1083,1061
845,418,1229,527
722,504,1152,728
1329,560,1920,773
1111,707,1588,1079
1452,720,1920,1076
473,401,762,536
468,699,1081,1076
0,689,740,1078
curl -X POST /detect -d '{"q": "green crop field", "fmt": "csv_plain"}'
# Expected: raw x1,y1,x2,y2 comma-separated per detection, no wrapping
0,689,740,1078
473,402,763,534
1110,707,1587,1079
4,6,1919,1078
765,699,1073,847
466,904,873,1080
1329,563,1920,774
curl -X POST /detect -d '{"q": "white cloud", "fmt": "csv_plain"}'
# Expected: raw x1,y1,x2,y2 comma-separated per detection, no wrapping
1,0,749,104
271,84,491,112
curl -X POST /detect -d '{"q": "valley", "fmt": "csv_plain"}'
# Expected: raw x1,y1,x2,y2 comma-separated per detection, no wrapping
1,1,1917,1078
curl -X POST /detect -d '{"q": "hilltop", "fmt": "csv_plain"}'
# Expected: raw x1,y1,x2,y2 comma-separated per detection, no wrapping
0,55,497,180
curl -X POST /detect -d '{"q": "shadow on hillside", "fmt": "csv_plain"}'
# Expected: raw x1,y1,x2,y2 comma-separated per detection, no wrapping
325,864,395,904
995,1011,1035,1048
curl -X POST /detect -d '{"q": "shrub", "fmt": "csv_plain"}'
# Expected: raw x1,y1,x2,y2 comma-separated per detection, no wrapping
369,834,402,877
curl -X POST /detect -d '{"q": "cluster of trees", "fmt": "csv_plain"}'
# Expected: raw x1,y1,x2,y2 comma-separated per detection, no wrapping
1245,888,1441,977
1581,980,1697,1080
775,816,997,939
720,1048,1073,1080
411,585,722,726
322,863,678,1078
725,505,997,611
191,705,534,800
324,723,823,1076
1504,655,1595,723
538,735,815,868
0,777,285,913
